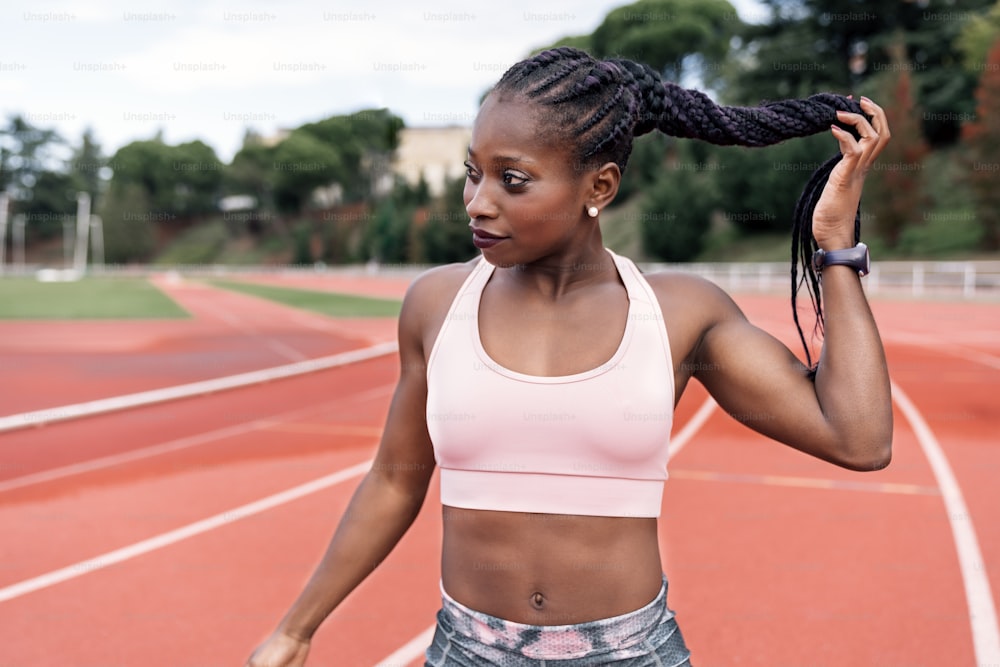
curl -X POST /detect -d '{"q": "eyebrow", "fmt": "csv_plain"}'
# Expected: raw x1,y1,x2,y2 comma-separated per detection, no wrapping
466,148,534,164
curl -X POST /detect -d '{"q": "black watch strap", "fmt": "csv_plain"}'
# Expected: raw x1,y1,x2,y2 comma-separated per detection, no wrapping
811,242,870,277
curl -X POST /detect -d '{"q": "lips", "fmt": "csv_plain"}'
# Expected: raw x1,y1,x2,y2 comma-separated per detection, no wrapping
470,227,508,249
471,227,505,239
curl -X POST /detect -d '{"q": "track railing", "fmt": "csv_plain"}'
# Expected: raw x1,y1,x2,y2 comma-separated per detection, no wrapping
3,260,1000,299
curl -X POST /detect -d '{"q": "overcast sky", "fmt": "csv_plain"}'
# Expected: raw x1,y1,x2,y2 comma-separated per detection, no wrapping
1,0,766,162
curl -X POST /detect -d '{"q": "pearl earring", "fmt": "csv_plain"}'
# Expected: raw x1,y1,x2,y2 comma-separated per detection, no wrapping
587,206,599,218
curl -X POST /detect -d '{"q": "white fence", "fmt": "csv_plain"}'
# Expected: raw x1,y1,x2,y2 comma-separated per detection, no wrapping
651,260,1000,300
3,260,1000,300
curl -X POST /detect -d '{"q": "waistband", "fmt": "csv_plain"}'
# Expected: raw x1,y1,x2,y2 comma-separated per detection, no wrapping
438,575,673,661
439,469,665,517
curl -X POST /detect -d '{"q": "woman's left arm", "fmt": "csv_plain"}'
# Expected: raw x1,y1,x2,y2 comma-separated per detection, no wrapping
688,96,893,470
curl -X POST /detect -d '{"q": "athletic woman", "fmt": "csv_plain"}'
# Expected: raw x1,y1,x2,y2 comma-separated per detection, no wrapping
246,46,893,666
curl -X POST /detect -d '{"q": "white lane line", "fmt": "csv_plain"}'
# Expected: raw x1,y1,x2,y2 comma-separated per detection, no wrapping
0,460,372,603
668,396,717,463
370,396,718,667
0,341,398,433
892,381,1000,665
205,303,309,363
0,384,394,494
373,626,438,667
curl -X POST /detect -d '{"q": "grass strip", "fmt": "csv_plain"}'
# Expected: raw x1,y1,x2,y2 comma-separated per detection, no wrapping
208,279,402,317
0,277,188,319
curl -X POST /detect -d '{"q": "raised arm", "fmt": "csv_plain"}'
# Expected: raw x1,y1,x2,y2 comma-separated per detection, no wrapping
664,97,893,471
245,269,445,666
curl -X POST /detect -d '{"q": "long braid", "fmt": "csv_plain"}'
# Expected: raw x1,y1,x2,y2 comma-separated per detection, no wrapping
493,47,869,370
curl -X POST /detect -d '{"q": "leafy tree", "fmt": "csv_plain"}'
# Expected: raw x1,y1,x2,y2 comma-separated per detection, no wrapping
107,139,172,210
106,138,222,218
960,36,1000,249
295,109,404,203
362,196,411,263
0,114,75,239
957,1,1000,72
168,140,223,216
711,131,833,233
99,182,157,263
19,171,77,238
291,221,314,265
69,128,104,206
727,0,995,146
590,0,740,84
641,140,721,261
616,133,671,203
226,139,278,218
0,115,64,199
422,175,477,263
863,38,930,248
270,130,343,213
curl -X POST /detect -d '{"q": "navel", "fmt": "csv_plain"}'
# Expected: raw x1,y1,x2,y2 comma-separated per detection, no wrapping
530,591,545,609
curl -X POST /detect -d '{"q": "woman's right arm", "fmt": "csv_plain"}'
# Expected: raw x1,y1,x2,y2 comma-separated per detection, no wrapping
246,269,446,666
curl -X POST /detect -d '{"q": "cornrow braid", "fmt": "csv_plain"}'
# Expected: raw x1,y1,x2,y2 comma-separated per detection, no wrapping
493,46,869,370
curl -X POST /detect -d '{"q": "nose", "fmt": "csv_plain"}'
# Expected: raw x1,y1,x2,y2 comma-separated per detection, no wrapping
464,178,498,221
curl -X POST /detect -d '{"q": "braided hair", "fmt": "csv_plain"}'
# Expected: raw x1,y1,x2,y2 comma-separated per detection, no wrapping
492,46,868,371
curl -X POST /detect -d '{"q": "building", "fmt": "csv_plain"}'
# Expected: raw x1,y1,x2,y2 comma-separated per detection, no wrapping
392,126,472,198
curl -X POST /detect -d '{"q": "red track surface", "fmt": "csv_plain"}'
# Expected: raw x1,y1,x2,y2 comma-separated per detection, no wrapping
0,274,997,666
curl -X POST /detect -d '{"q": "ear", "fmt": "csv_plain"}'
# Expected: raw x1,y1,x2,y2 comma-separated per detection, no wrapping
585,162,621,214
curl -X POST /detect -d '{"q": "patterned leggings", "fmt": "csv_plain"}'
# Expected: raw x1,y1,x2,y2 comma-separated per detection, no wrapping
424,575,692,666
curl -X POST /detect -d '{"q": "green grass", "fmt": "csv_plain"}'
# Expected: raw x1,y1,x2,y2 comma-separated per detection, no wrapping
0,277,189,319
208,280,402,317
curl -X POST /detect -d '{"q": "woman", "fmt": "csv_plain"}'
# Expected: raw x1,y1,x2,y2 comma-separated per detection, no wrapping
246,47,892,666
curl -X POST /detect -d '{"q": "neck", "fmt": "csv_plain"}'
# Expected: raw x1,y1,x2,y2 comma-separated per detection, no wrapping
499,230,615,300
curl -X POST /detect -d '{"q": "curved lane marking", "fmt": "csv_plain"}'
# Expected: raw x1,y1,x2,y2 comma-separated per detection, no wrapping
892,381,1000,665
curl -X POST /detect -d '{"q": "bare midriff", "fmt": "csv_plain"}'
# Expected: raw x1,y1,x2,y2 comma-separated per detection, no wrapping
440,505,664,625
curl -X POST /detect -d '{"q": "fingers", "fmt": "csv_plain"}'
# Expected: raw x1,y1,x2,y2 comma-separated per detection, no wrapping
831,96,890,168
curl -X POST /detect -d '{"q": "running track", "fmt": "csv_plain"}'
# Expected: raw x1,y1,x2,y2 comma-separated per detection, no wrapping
0,273,997,666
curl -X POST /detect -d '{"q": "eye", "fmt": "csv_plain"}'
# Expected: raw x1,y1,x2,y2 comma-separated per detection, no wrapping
502,170,529,188
463,160,481,181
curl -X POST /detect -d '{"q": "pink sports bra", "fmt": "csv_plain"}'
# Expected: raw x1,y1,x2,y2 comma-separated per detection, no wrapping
425,249,675,517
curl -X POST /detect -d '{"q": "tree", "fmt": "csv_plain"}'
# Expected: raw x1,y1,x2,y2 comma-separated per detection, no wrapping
99,183,157,263
422,175,477,263
362,196,411,263
107,138,223,218
960,37,1000,249
169,140,224,216
957,1,1000,72
271,130,343,213
0,114,74,239
616,133,670,203
726,0,995,146
591,0,739,85
0,115,65,199
537,0,740,86
711,131,833,234
295,109,404,203
863,38,930,248
641,140,721,261
226,139,278,219
69,128,104,206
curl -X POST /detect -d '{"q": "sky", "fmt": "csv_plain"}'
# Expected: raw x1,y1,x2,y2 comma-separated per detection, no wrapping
0,0,767,163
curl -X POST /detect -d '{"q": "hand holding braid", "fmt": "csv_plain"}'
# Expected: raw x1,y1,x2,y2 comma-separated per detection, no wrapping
493,46,876,368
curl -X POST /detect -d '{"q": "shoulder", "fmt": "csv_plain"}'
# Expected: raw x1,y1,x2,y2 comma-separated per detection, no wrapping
398,257,482,353
401,257,481,318
637,266,750,368
640,267,745,324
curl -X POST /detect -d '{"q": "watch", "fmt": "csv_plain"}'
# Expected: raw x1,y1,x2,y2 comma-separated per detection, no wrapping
811,242,870,277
